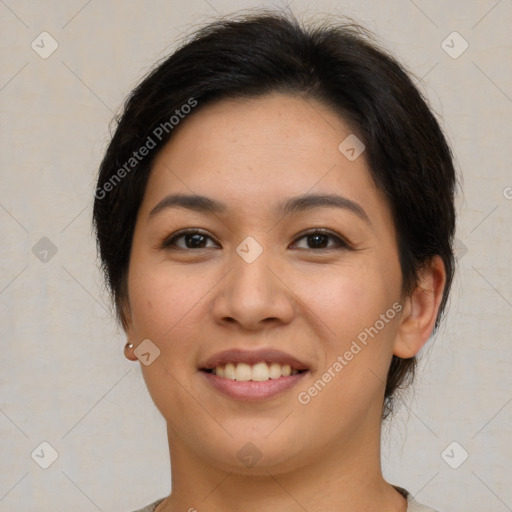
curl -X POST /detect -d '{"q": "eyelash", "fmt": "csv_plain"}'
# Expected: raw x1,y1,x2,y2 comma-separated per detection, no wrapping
161,228,352,251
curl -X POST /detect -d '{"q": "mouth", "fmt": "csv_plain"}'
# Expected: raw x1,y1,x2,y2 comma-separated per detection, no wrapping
199,348,310,401
202,362,304,380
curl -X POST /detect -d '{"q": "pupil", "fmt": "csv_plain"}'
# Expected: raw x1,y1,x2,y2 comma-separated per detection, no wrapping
187,234,206,248
309,234,328,248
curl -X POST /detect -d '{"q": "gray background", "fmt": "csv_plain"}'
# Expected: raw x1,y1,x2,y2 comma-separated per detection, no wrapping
1,0,511,511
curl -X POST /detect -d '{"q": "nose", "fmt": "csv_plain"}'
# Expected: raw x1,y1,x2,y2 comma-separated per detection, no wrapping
211,244,295,330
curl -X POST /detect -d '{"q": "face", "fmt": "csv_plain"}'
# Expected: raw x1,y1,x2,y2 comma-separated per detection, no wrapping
124,93,406,474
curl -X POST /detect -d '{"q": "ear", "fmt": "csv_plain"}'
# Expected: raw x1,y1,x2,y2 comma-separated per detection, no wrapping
120,298,138,362
393,255,447,358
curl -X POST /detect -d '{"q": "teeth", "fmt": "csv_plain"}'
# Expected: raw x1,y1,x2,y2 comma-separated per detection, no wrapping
212,362,302,380
269,362,282,379
252,362,270,381
235,363,252,381
224,363,236,380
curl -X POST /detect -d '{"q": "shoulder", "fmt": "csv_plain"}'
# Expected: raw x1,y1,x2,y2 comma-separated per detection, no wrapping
394,486,440,512
131,492,441,512
407,496,440,512
127,498,166,512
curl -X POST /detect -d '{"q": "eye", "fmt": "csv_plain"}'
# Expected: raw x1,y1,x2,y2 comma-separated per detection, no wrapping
162,229,220,250
291,229,351,250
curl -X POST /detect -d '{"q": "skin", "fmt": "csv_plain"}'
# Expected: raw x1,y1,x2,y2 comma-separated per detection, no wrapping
122,93,446,512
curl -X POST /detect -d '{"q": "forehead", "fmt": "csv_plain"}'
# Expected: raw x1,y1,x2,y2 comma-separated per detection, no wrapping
141,93,387,223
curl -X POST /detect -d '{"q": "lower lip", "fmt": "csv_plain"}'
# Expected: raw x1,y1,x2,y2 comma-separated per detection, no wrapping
200,371,308,401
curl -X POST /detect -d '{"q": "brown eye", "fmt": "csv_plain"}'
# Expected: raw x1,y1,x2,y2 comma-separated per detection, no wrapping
163,230,219,250
305,233,330,249
292,230,351,250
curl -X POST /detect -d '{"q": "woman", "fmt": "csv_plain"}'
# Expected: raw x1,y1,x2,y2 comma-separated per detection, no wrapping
93,11,455,512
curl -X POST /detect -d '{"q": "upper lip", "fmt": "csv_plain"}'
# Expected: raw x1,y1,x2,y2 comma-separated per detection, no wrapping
200,348,310,371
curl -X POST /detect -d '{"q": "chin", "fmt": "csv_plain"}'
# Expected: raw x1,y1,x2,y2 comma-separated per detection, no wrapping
195,426,310,475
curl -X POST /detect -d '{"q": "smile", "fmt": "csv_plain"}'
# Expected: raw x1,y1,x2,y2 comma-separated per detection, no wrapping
199,348,310,401
205,362,302,381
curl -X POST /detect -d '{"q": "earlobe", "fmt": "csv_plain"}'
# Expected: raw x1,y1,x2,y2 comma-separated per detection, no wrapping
119,298,138,361
124,341,138,361
393,255,447,358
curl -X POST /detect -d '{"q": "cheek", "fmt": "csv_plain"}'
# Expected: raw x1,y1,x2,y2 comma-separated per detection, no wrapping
293,261,394,338
293,268,399,428
127,261,208,341
292,259,400,400
127,264,211,419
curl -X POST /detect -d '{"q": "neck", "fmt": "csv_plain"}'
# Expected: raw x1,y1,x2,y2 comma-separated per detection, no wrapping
157,419,407,512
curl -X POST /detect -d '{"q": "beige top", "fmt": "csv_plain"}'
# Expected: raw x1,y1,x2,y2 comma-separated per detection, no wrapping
130,489,439,511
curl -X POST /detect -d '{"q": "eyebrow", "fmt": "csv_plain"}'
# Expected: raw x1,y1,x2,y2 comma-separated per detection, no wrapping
149,193,226,217
280,193,370,223
149,192,370,223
